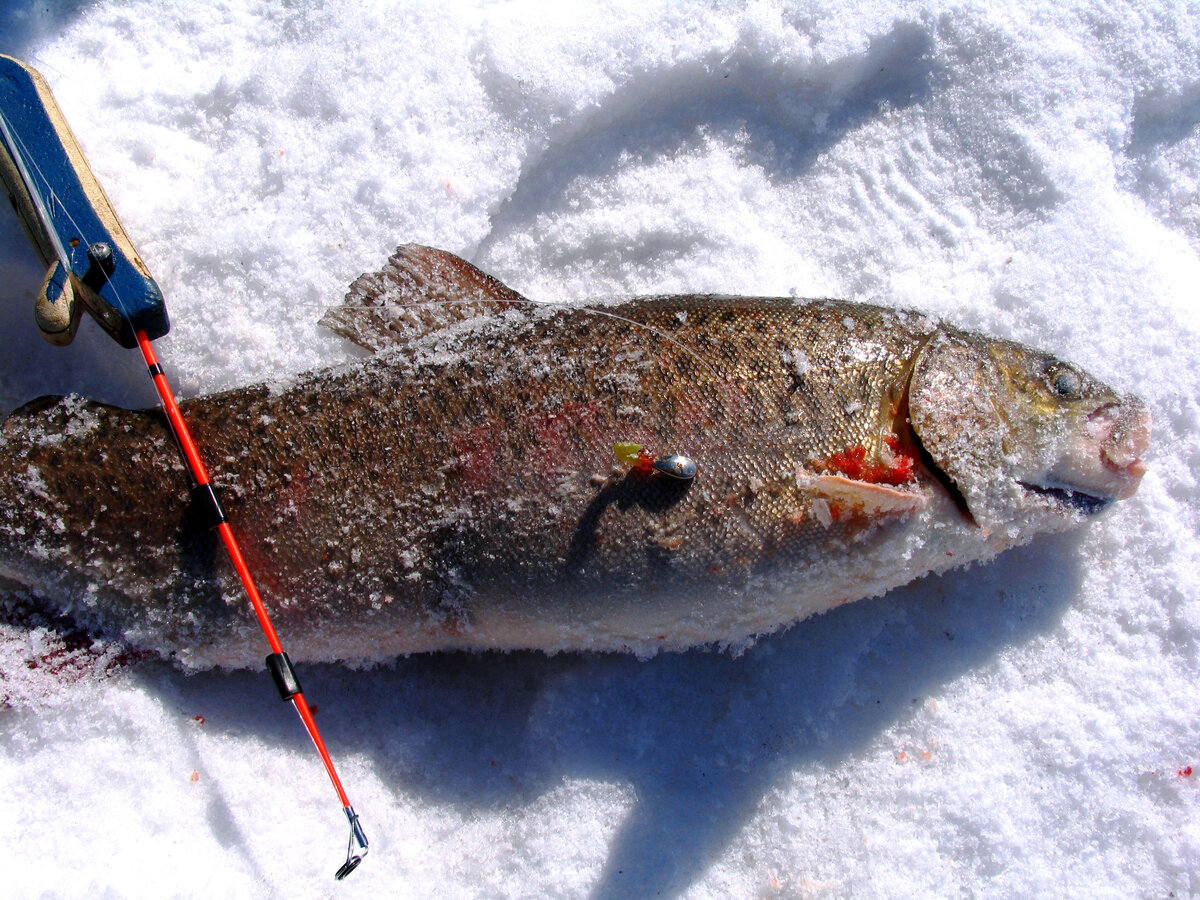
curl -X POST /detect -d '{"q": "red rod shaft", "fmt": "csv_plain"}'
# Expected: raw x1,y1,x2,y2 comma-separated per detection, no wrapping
136,330,353,810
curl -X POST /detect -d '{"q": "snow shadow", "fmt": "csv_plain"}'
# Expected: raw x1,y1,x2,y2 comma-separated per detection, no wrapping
0,216,158,415
1126,80,1200,155
150,528,1084,898
473,20,936,261
0,0,93,59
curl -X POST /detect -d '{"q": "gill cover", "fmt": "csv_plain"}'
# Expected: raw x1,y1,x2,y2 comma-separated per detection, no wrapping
907,329,1012,530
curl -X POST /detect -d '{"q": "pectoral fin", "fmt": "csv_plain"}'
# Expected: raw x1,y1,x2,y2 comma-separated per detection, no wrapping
797,472,925,526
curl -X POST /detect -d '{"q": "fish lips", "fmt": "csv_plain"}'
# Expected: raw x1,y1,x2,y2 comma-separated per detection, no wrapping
1020,398,1151,514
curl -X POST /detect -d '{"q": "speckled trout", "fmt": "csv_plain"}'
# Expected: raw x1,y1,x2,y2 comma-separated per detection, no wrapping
0,246,1150,668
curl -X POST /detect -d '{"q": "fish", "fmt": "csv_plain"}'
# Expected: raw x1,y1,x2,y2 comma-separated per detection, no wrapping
0,245,1151,669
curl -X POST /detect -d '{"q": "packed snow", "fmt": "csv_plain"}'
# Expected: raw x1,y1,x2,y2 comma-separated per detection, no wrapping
1,2,1198,897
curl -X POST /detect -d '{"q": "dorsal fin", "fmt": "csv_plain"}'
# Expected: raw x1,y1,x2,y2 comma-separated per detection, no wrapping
319,244,531,352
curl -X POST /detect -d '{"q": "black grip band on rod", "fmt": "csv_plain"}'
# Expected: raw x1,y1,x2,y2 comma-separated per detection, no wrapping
189,482,227,529
266,652,303,700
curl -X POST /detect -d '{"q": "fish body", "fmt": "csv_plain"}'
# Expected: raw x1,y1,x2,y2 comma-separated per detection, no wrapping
0,246,1150,668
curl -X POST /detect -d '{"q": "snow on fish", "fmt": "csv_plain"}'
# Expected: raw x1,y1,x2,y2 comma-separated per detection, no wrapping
0,245,1150,668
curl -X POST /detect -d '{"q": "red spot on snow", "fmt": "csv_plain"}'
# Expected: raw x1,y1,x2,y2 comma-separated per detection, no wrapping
193,715,205,725
23,628,149,684
1180,766,1193,777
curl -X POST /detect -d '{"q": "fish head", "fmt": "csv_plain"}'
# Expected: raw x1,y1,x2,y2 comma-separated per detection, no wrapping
907,328,1150,536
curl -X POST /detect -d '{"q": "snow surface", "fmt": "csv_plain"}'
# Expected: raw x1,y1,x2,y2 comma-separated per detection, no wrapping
1,1,1198,897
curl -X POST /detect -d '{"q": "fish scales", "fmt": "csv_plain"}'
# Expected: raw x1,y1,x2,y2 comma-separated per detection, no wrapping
0,245,1150,668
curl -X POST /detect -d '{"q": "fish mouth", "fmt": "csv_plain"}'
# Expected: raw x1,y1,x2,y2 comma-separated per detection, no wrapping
1021,398,1151,514
1043,399,1151,504
907,396,1150,524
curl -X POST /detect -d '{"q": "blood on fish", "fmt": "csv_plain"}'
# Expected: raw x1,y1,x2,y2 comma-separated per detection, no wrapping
821,436,915,485
533,399,604,450
450,423,500,484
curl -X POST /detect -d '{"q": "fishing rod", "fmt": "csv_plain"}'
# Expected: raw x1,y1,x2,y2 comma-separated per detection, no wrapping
0,54,367,880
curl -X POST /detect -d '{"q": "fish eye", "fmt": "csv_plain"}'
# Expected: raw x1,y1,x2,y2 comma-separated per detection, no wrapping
1044,361,1083,399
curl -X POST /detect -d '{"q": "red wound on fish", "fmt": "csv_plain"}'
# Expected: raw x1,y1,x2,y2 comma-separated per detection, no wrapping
820,436,915,485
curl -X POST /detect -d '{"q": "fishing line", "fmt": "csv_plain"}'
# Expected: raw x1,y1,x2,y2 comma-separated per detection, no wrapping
0,109,71,267
349,294,731,382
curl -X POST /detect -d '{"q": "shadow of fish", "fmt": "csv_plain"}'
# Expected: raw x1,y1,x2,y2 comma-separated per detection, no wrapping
0,245,1150,668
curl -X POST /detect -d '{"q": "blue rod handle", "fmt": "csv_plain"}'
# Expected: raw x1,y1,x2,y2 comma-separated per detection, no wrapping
0,54,168,348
